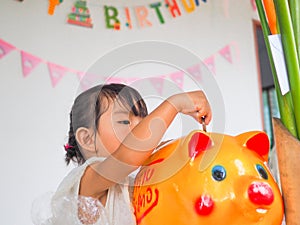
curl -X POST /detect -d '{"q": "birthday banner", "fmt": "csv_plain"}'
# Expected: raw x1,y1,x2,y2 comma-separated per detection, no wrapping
64,0,209,29
0,38,237,90
47,0,258,29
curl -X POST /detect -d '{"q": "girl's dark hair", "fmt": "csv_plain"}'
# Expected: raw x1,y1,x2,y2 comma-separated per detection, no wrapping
64,83,148,166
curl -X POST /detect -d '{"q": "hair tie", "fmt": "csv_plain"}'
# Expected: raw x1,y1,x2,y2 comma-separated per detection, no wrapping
64,143,73,151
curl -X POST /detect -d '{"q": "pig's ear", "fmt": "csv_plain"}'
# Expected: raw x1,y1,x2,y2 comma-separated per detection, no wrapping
236,131,270,161
187,131,212,158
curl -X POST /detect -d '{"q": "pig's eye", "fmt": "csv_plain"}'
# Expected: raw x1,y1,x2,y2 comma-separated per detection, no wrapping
256,164,268,180
212,165,226,181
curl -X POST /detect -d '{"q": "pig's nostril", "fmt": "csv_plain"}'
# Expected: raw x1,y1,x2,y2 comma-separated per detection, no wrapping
194,194,214,216
248,182,274,205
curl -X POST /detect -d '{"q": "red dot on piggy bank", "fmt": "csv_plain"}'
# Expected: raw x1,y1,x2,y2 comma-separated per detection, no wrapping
194,194,214,216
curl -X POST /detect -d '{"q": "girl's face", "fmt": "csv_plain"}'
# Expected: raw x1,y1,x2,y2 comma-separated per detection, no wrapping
95,98,143,156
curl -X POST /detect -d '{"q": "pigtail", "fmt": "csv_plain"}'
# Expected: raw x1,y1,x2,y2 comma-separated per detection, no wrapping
65,112,85,165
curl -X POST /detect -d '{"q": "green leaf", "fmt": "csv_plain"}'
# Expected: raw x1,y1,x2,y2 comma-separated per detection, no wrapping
288,0,300,63
274,0,300,139
255,0,298,138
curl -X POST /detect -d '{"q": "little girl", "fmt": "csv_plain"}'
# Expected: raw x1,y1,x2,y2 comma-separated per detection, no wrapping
51,83,211,225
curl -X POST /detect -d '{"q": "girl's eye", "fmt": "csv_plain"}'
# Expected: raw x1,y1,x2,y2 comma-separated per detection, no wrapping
256,164,268,180
118,120,131,125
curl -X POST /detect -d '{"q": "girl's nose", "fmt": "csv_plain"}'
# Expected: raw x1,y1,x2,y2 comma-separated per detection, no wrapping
131,117,143,128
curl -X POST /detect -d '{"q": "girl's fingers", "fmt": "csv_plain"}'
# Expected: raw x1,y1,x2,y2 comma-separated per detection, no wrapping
170,90,212,125
188,110,211,125
203,111,212,124
195,105,211,124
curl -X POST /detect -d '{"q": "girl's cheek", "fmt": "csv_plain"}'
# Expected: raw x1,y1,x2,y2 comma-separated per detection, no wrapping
113,125,131,141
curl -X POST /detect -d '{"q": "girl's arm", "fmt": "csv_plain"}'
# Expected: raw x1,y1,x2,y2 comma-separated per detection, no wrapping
80,91,211,198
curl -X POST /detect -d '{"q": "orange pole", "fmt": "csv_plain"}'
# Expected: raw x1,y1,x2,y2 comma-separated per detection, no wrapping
262,0,278,34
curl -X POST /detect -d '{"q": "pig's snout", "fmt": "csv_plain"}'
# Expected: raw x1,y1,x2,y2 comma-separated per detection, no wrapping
248,182,274,206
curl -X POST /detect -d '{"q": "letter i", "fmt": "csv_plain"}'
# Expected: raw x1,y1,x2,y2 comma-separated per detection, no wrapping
125,7,132,29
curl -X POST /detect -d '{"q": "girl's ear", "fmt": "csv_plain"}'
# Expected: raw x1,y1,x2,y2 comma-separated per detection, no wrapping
75,127,95,152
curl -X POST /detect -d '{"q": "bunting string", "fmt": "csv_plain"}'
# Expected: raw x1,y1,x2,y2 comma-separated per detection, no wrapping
0,38,237,91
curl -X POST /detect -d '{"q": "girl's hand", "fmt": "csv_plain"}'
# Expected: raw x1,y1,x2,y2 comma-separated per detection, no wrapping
167,91,212,125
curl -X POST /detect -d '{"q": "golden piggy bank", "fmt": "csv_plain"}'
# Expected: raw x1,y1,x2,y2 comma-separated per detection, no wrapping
133,130,284,224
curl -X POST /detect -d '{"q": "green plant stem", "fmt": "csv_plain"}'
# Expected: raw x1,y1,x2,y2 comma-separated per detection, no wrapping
288,0,300,63
274,0,300,139
255,0,298,137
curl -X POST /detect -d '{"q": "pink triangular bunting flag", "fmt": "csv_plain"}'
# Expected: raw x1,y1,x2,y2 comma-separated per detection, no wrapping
0,39,15,59
48,63,69,87
77,73,105,91
170,71,184,89
77,71,86,80
149,77,164,95
187,64,202,83
77,71,89,91
21,51,42,77
204,55,216,75
219,45,233,63
125,77,140,84
251,0,257,11
105,77,125,84
78,73,98,91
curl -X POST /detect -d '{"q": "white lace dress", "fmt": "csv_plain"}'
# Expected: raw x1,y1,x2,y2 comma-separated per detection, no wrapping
44,157,136,225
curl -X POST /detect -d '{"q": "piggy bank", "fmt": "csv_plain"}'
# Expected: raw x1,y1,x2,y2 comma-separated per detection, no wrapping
133,130,284,224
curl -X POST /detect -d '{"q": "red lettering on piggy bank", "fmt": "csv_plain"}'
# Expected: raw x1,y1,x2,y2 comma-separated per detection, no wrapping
132,130,284,224
133,168,159,224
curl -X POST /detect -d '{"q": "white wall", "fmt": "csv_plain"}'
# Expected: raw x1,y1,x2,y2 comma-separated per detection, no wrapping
0,1,262,224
